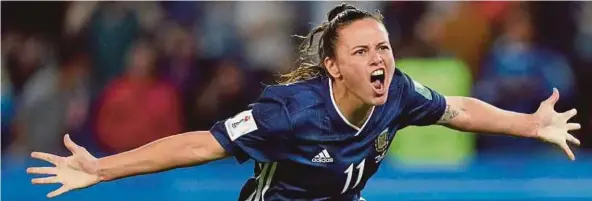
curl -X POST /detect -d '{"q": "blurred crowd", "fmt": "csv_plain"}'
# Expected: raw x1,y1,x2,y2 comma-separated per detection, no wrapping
2,1,591,163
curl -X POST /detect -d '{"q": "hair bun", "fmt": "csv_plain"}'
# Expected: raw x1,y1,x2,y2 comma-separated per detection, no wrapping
327,3,357,21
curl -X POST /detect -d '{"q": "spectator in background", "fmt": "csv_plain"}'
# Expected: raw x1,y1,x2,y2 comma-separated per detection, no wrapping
436,2,493,79
59,45,92,136
95,38,182,154
156,23,206,132
191,59,251,130
87,2,140,98
572,1,592,148
1,81,14,136
195,2,240,60
66,1,164,94
574,2,592,64
1,72,16,152
395,1,494,74
160,1,200,28
1,32,21,152
235,1,295,71
474,4,577,150
396,11,452,58
4,35,68,157
157,23,202,96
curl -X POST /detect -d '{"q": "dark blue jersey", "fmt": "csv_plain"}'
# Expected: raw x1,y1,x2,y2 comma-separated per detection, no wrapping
210,69,447,201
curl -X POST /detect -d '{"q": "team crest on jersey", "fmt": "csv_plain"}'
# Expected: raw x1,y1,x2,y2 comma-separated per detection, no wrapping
374,128,390,163
374,128,389,153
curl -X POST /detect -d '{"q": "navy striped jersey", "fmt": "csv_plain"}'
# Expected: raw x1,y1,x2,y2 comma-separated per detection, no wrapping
210,69,447,201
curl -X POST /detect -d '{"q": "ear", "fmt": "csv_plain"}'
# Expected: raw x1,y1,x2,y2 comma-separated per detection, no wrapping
324,57,341,79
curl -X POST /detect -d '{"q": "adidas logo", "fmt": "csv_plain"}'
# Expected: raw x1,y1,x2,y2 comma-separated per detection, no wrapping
312,149,334,163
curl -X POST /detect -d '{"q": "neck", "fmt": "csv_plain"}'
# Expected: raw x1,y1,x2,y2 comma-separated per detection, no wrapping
331,79,373,128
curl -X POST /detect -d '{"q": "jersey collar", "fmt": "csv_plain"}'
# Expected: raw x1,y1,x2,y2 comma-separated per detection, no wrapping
327,78,375,136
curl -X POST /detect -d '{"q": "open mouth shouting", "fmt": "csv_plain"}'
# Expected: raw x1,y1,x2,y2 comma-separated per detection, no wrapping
370,68,386,95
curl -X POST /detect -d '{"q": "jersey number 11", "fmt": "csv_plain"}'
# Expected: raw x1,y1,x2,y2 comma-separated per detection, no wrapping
341,159,366,194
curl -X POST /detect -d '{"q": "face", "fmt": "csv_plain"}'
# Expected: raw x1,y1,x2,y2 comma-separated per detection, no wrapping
128,43,155,78
505,11,533,43
325,18,395,106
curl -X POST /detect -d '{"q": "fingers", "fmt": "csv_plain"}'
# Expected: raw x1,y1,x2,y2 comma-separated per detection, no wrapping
567,133,581,146
567,123,581,131
31,152,61,165
64,134,79,154
31,176,59,184
27,167,57,175
47,186,70,198
561,109,578,121
558,142,575,161
543,88,560,107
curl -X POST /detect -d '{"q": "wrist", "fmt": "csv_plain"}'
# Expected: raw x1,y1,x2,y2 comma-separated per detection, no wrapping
504,113,540,138
523,113,541,138
94,158,109,182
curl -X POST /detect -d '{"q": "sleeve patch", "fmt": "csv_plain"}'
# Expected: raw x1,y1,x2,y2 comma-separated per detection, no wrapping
413,80,433,100
224,110,258,141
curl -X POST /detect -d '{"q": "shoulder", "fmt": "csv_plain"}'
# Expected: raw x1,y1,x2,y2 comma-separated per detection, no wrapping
389,68,414,93
242,77,328,134
388,68,437,106
391,68,432,92
257,77,327,117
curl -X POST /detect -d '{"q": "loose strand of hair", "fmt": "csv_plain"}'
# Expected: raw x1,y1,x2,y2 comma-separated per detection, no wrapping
278,23,329,85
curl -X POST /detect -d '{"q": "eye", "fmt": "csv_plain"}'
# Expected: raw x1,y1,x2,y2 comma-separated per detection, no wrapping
353,49,366,56
379,45,390,51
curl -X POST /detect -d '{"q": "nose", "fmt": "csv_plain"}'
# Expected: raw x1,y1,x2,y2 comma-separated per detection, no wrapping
369,51,384,67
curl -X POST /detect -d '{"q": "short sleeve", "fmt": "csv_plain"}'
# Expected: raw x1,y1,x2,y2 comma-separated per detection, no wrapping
209,88,293,164
399,73,447,126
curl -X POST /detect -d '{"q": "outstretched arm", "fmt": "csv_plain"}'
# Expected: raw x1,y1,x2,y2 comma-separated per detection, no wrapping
28,87,292,198
436,97,541,137
27,131,228,198
437,88,581,160
96,131,228,181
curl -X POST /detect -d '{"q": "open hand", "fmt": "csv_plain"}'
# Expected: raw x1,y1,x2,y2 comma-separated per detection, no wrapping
27,134,101,198
533,88,582,160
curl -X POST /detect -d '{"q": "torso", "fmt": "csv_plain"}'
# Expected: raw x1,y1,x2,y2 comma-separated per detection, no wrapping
240,75,408,201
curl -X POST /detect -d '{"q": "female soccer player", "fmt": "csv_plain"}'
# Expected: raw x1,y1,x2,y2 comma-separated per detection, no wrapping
27,4,581,201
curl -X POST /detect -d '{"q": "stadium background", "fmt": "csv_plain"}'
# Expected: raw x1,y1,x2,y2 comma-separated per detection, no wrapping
2,1,592,200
